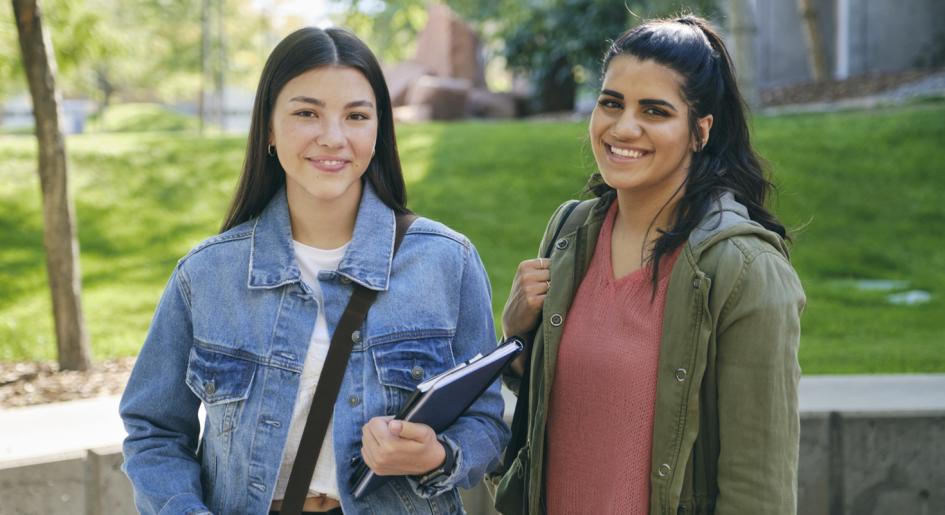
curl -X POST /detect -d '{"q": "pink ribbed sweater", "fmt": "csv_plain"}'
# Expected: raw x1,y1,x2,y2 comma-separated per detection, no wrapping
546,202,679,515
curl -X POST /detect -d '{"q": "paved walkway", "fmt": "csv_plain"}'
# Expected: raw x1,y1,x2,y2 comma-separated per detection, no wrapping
2,375,944,465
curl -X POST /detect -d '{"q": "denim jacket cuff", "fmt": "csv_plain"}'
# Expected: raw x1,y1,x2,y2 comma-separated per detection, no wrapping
158,492,211,515
407,433,464,498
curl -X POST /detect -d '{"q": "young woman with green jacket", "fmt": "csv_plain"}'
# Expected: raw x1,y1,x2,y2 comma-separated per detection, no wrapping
493,16,806,515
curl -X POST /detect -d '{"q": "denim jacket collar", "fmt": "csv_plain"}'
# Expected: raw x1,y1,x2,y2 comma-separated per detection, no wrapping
248,181,396,291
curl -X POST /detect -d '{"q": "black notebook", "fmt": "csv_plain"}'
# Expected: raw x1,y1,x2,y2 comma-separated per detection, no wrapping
351,336,524,499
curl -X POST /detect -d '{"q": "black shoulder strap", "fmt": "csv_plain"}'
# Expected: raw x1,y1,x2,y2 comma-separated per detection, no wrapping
281,213,416,514
541,199,596,260
501,198,593,484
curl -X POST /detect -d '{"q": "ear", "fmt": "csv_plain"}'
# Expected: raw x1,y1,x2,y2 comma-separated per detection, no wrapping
693,114,714,151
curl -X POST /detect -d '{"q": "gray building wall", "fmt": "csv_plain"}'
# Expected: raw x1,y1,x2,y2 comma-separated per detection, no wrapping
750,0,945,87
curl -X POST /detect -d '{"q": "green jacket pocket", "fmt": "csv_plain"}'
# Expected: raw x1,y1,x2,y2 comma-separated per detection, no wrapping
491,444,530,515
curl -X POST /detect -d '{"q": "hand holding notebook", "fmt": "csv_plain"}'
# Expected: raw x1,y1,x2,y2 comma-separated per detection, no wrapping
351,336,524,498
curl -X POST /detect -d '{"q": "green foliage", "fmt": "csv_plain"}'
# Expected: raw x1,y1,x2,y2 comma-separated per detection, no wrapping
1,101,944,373
447,0,721,110
330,1,722,111
1,0,273,104
335,0,429,63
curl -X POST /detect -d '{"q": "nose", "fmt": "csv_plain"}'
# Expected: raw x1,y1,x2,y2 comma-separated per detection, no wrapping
611,112,642,140
315,119,345,149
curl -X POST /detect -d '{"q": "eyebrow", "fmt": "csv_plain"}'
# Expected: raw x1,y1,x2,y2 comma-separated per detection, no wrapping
599,89,677,112
288,96,375,109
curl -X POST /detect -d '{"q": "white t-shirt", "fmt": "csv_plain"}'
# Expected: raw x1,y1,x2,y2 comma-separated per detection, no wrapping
272,240,349,501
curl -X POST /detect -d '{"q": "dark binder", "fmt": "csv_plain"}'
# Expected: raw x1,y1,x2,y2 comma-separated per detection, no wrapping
351,336,524,499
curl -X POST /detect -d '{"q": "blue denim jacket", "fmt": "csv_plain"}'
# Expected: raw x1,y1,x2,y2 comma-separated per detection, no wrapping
120,183,509,515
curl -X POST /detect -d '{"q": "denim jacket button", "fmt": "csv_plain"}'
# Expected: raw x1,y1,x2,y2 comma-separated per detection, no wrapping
340,276,352,284
549,313,564,327
555,238,569,250
348,395,360,407
658,463,672,477
204,380,216,396
351,330,361,344
675,368,687,382
411,366,424,380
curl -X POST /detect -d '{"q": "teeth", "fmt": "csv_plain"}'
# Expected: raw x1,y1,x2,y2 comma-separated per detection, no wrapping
609,145,644,158
316,160,344,166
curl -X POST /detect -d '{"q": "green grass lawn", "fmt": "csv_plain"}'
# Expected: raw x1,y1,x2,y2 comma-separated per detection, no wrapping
2,101,944,373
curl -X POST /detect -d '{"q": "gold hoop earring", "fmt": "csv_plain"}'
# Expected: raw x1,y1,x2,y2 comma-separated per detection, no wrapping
267,144,276,156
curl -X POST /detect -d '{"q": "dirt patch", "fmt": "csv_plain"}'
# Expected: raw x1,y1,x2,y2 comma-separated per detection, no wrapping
0,358,135,408
760,68,945,106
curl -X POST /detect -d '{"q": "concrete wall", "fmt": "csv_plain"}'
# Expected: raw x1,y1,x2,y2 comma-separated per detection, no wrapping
0,446,134,515
798,411,945,515
3,412,942,514
755,0,837,86
847,0,945,75
751,0,945,87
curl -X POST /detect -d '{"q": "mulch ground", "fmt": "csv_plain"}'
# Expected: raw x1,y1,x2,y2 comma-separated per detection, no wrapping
760,68,943,106
0,357,135,408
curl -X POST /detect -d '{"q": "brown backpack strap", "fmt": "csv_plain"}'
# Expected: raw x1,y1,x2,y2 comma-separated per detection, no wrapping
281,213,416,514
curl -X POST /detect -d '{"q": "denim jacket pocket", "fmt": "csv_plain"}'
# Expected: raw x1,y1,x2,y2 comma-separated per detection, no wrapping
185,343,256,435
371,335,456,414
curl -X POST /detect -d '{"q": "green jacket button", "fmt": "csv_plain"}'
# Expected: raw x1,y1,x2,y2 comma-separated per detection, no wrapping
555,239,569,250
550,313,564,326
675,368,687,382
658,463,672,477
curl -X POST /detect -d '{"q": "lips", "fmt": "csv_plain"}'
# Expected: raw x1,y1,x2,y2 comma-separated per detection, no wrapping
306,157,350,172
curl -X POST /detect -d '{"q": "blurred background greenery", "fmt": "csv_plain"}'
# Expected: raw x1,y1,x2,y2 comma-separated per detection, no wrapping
2,0,944,374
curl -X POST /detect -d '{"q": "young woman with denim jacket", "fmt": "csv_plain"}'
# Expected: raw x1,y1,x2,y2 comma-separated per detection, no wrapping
119,28,508,515
494,16,805,515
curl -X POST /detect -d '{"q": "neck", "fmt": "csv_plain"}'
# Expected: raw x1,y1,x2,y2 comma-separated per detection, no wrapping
286,184,361,249
612,185,683,242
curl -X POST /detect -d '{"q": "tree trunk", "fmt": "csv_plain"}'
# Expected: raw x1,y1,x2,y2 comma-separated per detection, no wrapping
215,0,226,131
13,0,92,371
537,56,576,113
797,0,829,82
199,0,209,133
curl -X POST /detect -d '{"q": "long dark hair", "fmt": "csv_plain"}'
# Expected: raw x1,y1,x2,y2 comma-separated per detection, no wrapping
587,15,789,288
221,27,408,232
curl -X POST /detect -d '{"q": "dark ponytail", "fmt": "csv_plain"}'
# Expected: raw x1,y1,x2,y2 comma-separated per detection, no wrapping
589,15,788,292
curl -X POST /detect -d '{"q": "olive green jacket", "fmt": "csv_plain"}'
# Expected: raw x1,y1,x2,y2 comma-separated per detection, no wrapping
492,193,805,515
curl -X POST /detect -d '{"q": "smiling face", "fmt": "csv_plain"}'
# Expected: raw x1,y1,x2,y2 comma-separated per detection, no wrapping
589,55,712,201
269,65,378,212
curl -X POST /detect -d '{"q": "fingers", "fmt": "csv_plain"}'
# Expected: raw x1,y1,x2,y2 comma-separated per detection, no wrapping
360,419,441,476
516,259,551,291
503,258,554,337
392,420,435,443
